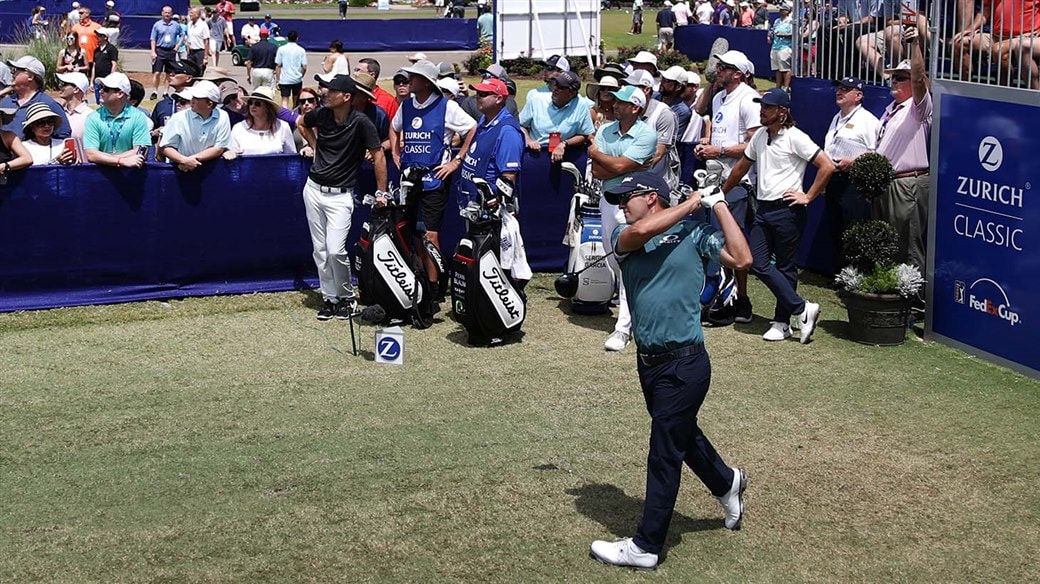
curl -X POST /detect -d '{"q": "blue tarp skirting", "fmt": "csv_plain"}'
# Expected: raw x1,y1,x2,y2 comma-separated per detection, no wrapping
0,13,480,53
0,150,585,312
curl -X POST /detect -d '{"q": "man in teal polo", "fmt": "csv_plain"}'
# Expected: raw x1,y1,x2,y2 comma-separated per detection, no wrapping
83,72,151,168
589,171,752,570
587,84,656,352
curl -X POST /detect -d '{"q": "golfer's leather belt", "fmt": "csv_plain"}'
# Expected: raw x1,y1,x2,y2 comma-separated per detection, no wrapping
637,342,704,367
893,169,929,179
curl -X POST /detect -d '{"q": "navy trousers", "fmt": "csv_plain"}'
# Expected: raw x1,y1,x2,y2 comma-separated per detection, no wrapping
633,348,734,554
825,173,871,271
749,200,807,322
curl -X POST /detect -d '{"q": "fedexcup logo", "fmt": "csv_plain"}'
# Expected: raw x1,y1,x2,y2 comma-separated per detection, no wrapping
978,136,1003,172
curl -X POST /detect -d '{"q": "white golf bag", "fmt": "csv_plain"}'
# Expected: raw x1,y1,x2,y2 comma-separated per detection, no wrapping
558,162,616,315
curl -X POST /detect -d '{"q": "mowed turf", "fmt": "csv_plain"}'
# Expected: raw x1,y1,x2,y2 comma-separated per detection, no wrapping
1,274,1038,582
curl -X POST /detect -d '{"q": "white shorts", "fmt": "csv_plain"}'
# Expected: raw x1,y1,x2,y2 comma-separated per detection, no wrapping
770,47,792,72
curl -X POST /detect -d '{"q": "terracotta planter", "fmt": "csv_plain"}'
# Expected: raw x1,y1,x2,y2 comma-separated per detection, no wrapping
842,290,912,346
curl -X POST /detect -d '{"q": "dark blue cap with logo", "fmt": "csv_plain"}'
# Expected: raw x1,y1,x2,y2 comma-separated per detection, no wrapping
753,87,791,107
603,172,672,206
833,76,864,91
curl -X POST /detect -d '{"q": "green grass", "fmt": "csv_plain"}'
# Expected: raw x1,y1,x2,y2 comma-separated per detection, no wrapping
2,274,1038,582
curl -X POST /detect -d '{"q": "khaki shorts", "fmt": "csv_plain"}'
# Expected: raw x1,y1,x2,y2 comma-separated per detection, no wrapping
658,27,674,44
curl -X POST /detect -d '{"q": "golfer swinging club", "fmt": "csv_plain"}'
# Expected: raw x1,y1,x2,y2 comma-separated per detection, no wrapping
589,171,752,570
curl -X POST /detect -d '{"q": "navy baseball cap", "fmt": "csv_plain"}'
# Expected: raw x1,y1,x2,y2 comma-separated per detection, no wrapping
603,172,672,206
753,87,791,107
833,76,864,91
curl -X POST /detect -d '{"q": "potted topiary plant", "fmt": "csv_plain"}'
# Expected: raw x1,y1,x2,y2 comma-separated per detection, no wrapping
847,151,895,202
834,220,925,346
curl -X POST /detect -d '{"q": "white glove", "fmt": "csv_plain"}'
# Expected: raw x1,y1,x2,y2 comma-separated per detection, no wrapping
699,186,725,210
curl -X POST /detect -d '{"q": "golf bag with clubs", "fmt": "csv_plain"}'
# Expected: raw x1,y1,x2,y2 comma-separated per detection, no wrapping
673,160,738,319
451,177,527,346
353,166,445,329
555,162,616,315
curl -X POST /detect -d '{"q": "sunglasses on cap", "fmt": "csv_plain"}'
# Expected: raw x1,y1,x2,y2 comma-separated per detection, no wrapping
617,190,655,205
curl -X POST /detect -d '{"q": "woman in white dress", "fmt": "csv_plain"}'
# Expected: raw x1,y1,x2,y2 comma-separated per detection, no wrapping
224,86,296,159
321,40,351,76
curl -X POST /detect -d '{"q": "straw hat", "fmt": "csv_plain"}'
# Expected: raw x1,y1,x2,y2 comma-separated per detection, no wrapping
246,85,279,106
351,72,377,99
586,75,621,100
22,102,60,128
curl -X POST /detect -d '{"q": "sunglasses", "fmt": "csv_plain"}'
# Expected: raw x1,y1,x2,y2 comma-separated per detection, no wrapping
100,86,119,93
892,75,911,82
247,99,267,107
299,97,317,104
173,97,189,105
618,190,654,205
393,78,409,85
33,119,57,126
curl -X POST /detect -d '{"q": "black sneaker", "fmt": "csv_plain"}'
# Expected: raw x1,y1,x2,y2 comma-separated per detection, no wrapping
316,300,335,321
705,303,736,327
150,91,157,100
734,295,753,323
335,299,357,320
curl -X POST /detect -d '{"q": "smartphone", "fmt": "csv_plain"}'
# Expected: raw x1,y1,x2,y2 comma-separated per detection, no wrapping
137,145,149,159
64,138,77,162
548,132,561,151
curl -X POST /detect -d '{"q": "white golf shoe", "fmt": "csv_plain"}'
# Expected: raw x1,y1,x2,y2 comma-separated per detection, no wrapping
589,537,658,570
762,322,791,341
717,468,748,530
798,301,821,344
604,330,631,351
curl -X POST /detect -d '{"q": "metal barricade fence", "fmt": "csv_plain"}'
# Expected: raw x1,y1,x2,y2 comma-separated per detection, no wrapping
791,0,1038,90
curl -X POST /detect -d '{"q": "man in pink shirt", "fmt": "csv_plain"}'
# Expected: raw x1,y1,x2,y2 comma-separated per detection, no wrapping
875,25,930,275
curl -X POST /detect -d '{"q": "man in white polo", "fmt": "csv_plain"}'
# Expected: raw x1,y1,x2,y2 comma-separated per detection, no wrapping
693,49,761,326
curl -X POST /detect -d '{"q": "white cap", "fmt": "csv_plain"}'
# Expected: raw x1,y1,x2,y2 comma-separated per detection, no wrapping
660,65,688,84
6,56,46,79
628,50,659,68
624,69,655,88
106,0,114,6
72,1,80,7
713,50,752,75
96,27,116,37
56,71,90,93
189,80,221,103
407,52,428,63
436,77,460,97
687,70,702,86
98,71,131,95
726,0,736,6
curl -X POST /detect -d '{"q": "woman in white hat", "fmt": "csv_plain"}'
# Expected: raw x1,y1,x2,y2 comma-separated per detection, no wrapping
585,75,621,129
0,106,34,180
225,86,295,158
21,103,75,166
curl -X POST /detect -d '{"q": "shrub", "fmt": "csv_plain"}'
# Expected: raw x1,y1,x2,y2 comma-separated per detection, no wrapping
463,41,493,75
349,0,369,7
848,152,895,199
614,45,692,71
11,21,66,91
841,220,898,273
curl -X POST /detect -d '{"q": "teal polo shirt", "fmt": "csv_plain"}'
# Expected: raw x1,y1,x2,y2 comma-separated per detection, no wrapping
82,103,152,154
518,92,595,145
612,219,724,353
595,119,657,191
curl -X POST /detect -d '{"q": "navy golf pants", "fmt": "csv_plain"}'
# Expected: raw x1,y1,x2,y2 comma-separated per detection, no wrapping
750,200,807,323
633,348,734,554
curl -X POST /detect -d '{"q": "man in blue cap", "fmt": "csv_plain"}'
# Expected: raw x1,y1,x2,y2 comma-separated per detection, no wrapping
588,170,752,571
823,75,879,267
720,87,834,343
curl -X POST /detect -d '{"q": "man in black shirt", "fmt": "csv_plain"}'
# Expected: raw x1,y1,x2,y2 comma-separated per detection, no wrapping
657,6,678,51
297,74,388,320
245,28,277,90
91,28,119,104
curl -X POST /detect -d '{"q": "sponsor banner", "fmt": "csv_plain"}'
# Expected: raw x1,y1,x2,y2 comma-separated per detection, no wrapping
931,93,1038,374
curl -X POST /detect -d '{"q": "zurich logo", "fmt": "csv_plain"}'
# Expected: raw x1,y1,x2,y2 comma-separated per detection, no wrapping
978,136,1003,172
377,337,402,360
411,117,423,130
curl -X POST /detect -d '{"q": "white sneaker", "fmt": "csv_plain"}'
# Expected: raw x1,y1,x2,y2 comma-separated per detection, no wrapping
762,322,791,341
589,537,658,570
717,468,748,530
604,330,630,351
798,302,821,344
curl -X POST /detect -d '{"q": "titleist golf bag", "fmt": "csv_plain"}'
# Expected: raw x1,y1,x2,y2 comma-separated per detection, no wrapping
556,162,615,315
451,177,527,346
353,167,446,329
